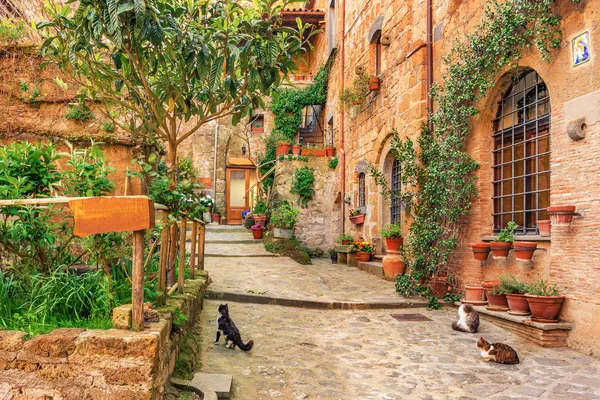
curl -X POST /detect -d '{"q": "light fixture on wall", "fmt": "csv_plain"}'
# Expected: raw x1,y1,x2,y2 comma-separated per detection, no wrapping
241,145,247,155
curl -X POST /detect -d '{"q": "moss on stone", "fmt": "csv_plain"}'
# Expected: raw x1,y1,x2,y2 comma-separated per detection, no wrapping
263,232,312,265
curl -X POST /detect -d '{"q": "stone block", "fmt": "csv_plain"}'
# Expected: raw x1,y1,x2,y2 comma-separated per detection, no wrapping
76,330,160,361
112,304,132,330
191,373,232,399
102,364,153,386
84,386,153,400
20,329,82,362
0,331,27,352
11,388,65,400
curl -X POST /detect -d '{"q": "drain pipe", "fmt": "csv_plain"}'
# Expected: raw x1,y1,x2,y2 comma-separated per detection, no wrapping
339,0,346,235
426,0,433,132
212,122,219,196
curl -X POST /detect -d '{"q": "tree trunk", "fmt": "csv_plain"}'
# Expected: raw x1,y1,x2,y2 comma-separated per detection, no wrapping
166,140,178,287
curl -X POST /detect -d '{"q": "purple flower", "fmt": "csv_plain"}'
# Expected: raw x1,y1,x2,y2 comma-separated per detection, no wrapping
252,224,263,229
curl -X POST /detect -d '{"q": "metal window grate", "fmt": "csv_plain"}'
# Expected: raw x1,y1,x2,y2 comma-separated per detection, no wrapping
358,173,366,208
391,158,401,224
391,314,433,322
492,70,550,234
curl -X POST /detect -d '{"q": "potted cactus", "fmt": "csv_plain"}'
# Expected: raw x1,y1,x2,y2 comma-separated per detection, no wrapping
525,279,565,322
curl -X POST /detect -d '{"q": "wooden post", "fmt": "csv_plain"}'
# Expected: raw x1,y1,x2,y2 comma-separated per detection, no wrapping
157,211,169,306
167,223,178,287
190,220,198,279
132,230,145,331
178,215,187,294
198,223,205,271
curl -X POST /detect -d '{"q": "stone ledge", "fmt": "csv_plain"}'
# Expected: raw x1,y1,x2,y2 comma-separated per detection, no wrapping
357,261,384,277
479,235,551,242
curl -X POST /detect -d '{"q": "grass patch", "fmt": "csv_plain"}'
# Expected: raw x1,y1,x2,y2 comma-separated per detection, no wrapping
263,231,311,265
172,315,202,380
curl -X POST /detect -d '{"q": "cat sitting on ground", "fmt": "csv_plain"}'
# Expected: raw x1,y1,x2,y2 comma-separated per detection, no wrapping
215,304,254,352
451,304,480,333
476,337,520,364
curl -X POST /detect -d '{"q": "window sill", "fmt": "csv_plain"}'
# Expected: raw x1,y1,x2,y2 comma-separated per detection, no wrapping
479,235,551,242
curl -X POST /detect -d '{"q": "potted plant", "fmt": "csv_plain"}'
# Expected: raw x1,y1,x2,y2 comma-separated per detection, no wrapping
252,199,269,227
353,241,373,262
368,76,380,91
490,221,517,260
329,248,338,264
546,205,577,226
525,279,565,322
270,202,299,239
325,146,335,157
251,224,264,240
471,242,491,261
485,285,509,312
292,144,302,155
242,209,254,229
536,220,551,236
349,208,365,225
464,284,487,305
380,223,403,252
429,275,450,297
499,274,530,316
339,71,370,110
513,241,537,261
337,233,354,245
211,205,221,224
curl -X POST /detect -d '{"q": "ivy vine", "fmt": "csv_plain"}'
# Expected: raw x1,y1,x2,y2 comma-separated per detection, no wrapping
291,166,315,207
369,0,570,284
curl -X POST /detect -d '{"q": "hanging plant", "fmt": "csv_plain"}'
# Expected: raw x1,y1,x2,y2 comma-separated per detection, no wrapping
339,70,369,111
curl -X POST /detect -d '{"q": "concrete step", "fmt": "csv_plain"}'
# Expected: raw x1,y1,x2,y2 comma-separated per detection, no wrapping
206,225,247,233
205,242,277,258
357,260,384,277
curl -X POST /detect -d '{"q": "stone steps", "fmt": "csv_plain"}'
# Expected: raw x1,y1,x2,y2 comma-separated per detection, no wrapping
357,260,384,277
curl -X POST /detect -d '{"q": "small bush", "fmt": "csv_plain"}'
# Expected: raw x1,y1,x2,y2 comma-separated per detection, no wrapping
328,156,338,169
65,103,95,122
101,121,115,132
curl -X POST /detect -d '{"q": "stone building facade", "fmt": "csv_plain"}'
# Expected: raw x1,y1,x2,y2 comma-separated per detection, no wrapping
287,0,599,356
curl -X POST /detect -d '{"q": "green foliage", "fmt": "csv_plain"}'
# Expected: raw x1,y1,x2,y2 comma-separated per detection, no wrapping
380,223,402,239
63,141,115,197
263,231,311,265
495,221,518,243
339,70,369,111
252,199,269,215
499,274,529,294
337,233,354,243
65,103,95,122
270,201,299,229
101,121,115,132
369,0,566,286
427,295,440,310
290,166,315,207
528,278,560,296
442,291,461,303
19,81,28,92
328,156,338,169
0,18,27,43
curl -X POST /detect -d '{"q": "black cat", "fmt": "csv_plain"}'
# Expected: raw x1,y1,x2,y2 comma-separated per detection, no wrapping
215,304,254,351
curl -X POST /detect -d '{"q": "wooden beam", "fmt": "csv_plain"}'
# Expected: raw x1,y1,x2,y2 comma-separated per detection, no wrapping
190,220,198,279
178,215,187,294
0,195,168,210
198,223,205,271
157,211,169,306
132,230,145,331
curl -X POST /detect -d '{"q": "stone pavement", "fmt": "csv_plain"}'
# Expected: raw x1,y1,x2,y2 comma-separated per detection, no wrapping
195,226,600,399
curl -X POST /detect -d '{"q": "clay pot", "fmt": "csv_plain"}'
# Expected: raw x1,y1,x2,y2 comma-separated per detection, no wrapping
429,276,449,298
382,253,405,280
513,241,537,261
251,227,264,240
341,239,352,245
368,76,380,91
211,213,221,224
536,220,551,236
253,214,267,227
385,237,403,252
546,206,576,226
486,291,509,311
465,285,486,302
251,126,264,133
505,293,530,315
471,243,491,261
325,147,335,157
356,252,372,262
490,241,512,260
292,145,301,155
349,214,365,224
276,142,291,156
525,294,565,322
481,280,501,290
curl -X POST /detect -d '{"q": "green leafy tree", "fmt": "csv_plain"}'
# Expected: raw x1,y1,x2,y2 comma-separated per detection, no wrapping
39,0,312,188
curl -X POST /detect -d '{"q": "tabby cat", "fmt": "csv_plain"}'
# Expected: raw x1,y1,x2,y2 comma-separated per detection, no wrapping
476,337,520,364
215,304,254,351
451,304,480,333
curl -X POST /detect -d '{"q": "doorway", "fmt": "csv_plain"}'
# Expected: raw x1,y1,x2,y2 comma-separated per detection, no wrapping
226,168,255,224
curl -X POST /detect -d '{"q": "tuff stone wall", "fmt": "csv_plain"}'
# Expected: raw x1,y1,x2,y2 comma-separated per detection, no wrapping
0,275,209,399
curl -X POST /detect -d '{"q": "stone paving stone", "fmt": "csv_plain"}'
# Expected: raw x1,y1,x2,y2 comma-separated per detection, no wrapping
191,373,233,398
205,242,276,257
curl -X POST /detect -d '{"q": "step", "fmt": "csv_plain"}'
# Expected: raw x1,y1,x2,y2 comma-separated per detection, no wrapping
206,225,248,233
191,373,232,399
357,260,384,277
204,242,277,258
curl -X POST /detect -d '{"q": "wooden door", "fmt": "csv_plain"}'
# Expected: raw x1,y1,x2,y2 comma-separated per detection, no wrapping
226,168,250,225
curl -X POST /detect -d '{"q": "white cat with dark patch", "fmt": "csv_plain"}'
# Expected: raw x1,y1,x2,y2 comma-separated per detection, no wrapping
451,304,480,333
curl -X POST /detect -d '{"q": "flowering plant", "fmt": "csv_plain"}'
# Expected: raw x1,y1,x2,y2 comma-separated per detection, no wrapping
353,241,373,253
252,224,264,229
199,195,214,209
349,208,362,217
242,209,251,218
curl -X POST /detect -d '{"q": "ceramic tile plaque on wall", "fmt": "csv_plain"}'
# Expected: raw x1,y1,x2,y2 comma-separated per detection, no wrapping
573,31,590,66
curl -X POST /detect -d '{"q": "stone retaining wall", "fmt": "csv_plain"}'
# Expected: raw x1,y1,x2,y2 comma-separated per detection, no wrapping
0,274,209,400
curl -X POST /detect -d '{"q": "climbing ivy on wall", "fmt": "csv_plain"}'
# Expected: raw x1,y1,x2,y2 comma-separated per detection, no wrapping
291,166,315,207
369,0,573,288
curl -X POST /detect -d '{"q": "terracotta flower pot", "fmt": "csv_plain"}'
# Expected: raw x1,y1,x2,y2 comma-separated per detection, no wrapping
505,293,530,316
385,237,403,252
472,243,491,261
349,214,365,224
513,241,537,261
211,213,221,223
486,291,509,311
481,280,501,290
382,253,405,280
325,147,335,157
253,214,267,227
490,241,512,260
276,142,291,156
525,294,565,322
465,285,487,303
292,145,301,155
536,220,551,236
251,227,264,240
546,206,576,226
251,126,264,133
341,239,352,245
356,252,372,262
368,76,380,91
429,276,449,298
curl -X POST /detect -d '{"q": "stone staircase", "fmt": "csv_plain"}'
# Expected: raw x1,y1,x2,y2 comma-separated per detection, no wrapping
357,254,385,278
204,225,277,258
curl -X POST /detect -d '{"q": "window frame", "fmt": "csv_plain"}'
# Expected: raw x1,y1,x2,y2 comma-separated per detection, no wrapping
391,158,401,224
358,172,366,208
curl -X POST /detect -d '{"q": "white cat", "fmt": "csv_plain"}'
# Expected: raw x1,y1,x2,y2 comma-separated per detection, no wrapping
451,304,480,333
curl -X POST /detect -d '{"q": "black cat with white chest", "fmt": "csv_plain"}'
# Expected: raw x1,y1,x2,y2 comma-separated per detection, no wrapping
215,304,254,351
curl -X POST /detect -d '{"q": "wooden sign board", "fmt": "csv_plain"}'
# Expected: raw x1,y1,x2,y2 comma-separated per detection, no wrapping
69,196,155,237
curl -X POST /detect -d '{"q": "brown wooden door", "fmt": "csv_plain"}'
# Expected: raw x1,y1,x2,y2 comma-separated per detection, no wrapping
226,168,250,225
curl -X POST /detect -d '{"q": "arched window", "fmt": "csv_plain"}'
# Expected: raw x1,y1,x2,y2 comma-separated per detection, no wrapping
492,70,550,233
368,16,384,76
391,158,401,224
374,33,382,76
358,173,366,208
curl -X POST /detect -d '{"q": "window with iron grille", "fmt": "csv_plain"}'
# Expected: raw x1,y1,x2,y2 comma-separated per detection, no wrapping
391,158,401,224
358,173,366,208
492,70,550,234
